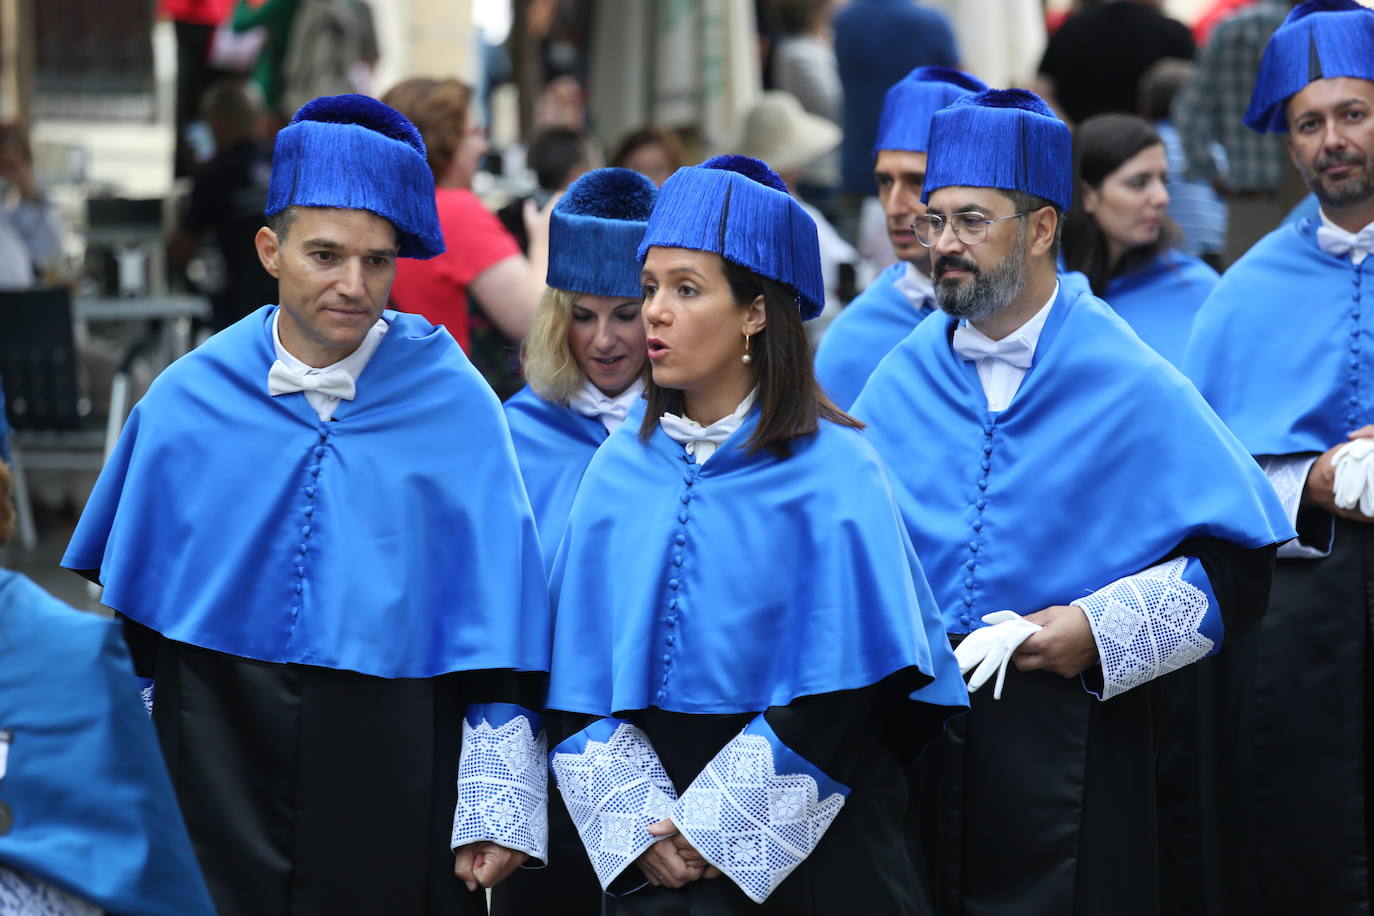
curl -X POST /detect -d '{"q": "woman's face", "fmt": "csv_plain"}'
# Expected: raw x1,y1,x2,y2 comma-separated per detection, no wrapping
623,142,676,187
446,106,489,189
567,293,646,397
641,247,759,398
1082,143,1169,260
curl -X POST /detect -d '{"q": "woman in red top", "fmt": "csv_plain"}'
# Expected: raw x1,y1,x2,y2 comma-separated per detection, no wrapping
383,77,546,353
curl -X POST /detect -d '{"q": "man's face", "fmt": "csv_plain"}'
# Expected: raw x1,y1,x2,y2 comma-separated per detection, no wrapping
924,186,1029,323
874,149,931,268
255,207,398,366
1285,77,1374,210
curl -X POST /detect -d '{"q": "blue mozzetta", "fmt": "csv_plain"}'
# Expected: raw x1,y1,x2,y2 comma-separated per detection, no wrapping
503,384,607,573
546,399,967,715
1101,250,1219,367
547,167,657,298
62,307,549,679
922,89,1074,212
636,156,827,321
872,66,987,154
1244,1,1374,133
852,281,1293,636
266,94,445,259
813,261,935,409
1185,217,1373,455
0,569,215,915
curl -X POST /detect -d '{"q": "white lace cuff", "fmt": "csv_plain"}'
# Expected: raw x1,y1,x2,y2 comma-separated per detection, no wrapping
1073,556,1221,701
672,716,848,904
550,719,677,890
137,678,154,717
0,865,101,915
1259,454,1331,559
451,704,549,862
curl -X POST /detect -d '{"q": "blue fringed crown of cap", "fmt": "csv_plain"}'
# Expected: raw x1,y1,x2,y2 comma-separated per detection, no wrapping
921,88,1073,212
873,66,989,156
636,155,825,321
266,94,445,259
547,167,658,298
1245,0,1374,134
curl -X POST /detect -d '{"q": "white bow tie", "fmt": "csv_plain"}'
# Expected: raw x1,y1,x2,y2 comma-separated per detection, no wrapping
267,360,357,401
951,326,1035,370
1317,224,1374,265
568,380,640,429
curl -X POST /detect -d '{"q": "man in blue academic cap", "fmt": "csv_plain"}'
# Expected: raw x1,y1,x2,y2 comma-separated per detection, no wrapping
852,88,1292,913
63,95,551,916
814,66,986,409
1182,2,1374,911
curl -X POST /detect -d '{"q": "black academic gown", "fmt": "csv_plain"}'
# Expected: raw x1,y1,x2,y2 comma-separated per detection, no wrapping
121,617,542,916
909,538,1273,916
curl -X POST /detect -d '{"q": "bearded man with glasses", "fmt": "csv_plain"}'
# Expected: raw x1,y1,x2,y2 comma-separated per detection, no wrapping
851,88,1292,914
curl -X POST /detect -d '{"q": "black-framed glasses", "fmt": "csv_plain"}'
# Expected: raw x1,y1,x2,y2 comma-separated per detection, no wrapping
911,211,1032,247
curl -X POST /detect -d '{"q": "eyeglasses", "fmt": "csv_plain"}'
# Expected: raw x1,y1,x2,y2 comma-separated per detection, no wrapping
911,211,1032,247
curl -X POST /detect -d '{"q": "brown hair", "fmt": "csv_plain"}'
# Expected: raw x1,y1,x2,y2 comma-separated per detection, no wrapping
639,256,860,458
381,77,474,182
612,126,684,173
0,461,14,548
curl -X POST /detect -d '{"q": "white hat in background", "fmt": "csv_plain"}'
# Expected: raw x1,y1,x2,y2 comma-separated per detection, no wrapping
735,90,841,178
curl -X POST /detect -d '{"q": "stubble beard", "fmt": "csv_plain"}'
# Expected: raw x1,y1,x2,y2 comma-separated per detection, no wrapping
1300,150,1374,209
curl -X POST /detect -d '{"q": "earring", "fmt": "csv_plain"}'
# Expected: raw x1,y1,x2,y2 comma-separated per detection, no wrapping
741,332,752,365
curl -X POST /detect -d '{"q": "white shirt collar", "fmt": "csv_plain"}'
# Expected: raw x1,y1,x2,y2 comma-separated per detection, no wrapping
270,309,389,422
892,261,935,310
658,390,757,465
1316,208,1374,266
567,377,645,434
951,281,1059,413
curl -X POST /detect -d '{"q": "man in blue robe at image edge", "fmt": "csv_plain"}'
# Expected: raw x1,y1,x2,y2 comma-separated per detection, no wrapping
61,95,552,916
851,87,1291,914
1181,2,1374,911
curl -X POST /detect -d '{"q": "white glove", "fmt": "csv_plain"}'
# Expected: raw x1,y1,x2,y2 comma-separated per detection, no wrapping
952,611,1043,700
1331,438,1374,516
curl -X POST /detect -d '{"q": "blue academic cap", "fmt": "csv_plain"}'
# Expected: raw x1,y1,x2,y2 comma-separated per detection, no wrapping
873,66,989,156
1245,0,1374,134
636,155,825,321
266,94,444,259
921,88,1073,212
547,167,657,298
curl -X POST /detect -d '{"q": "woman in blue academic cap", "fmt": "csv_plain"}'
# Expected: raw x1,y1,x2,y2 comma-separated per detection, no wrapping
543,154,966,914
503,167,656,575
1062,113,1219,366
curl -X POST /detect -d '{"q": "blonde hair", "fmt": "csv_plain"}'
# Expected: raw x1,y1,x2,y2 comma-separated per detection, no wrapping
522,287,585,403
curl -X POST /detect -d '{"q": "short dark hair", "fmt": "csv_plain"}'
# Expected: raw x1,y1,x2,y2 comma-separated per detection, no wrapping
267,205,300,243
768,0,830,35
528,127,591,191
639,256,860,458
1000,189,1065,258
1138,58,1193,122
612,126,684,173
1062,113,1177,295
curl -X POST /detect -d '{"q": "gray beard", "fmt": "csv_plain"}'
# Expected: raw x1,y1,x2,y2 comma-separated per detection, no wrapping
933,238,1028,323
1299,153,1374,209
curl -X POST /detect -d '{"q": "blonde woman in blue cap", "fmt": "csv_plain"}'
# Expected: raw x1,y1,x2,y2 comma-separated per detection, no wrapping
503,167,657,576
542,154,966,913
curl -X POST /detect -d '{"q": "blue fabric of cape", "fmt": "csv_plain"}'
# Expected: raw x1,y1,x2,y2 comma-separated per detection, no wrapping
62,306,549,679
545,400,967,717
503,384,608,574
1183,217,1372,456
814,262,935,410
852,281,1293,634
0,569,215,916
1102,249,1218,367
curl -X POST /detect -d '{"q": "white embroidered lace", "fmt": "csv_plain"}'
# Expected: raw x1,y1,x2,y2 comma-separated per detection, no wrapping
139,682,154,717
551,722,677,889
450,714,549,861
672,732,845,904
0,866,101,916
1259,455,1329,560
1074,557,1214,701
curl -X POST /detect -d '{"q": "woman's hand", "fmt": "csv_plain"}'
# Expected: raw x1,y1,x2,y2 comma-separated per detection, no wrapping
635,818,720,887
453,841,529,891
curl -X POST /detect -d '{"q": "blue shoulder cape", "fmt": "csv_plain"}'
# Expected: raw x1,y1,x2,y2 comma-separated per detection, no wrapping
546,401,967,717
853,282,1293,634
0,570,214,915
1183,217,1373,456
814,261,934,409
63,306,549,679
503,384,608,574
1104,249,1218,367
